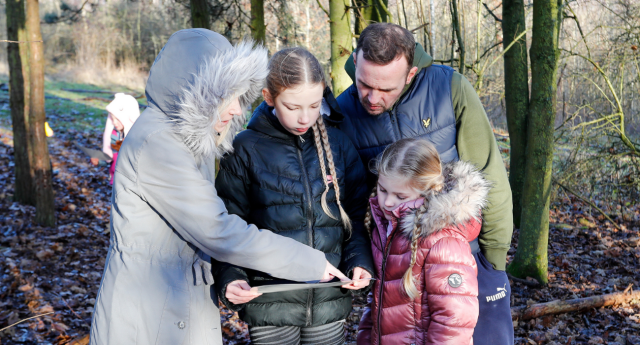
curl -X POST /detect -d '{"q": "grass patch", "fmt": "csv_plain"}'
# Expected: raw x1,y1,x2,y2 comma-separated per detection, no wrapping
0,78,145,134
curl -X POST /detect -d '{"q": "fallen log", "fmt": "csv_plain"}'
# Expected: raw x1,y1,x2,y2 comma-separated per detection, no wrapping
511,290,640,321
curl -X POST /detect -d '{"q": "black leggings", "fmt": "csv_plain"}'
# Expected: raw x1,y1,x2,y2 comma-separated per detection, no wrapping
249,320,345,345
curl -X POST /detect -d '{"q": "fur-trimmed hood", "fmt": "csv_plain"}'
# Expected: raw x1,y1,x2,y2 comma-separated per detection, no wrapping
397,160,491,238
145,29,267,160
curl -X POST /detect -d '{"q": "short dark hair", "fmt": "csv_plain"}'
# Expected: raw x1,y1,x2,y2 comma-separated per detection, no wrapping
356,23,415,66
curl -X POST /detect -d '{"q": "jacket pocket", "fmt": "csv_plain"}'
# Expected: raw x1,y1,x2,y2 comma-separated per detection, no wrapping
155,285,190,345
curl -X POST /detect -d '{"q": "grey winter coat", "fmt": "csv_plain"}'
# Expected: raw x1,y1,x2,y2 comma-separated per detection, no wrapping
89,29,327,345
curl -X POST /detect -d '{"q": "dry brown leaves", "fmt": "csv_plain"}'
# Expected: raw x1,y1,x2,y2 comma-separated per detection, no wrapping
508,198,640,344
0,129,110,344
1,127,639,344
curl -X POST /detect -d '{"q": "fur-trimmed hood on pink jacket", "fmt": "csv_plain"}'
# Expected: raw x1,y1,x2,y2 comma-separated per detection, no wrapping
358,160,491,345
101,93,141,158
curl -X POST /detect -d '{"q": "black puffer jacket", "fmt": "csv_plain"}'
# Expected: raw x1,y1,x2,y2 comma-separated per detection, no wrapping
213,93,374,327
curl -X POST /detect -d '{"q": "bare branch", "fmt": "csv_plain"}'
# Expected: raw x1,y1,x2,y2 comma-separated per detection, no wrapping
553,179,622,230
0,312,55,332
316,0,329,18
482,2,502,23
410,23,429,33
0,40,42,44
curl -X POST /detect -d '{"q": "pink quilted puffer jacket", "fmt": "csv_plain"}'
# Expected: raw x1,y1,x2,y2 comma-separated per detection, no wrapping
357,161,490,345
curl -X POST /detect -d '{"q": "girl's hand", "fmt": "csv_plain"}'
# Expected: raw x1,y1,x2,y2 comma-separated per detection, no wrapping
342,267,372,290
225,280,262,304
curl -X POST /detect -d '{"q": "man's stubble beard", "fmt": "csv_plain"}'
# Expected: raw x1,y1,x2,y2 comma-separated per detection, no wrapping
359,95,391,116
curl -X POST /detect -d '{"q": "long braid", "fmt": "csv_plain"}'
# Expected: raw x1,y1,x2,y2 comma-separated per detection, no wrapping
402,201,428,300
363,187,378,237
370,138,445,299
311,120,336,219
316,116,352,231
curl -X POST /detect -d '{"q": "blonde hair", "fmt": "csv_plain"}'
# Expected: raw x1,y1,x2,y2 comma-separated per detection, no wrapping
365,138,444,299
267,47,351,231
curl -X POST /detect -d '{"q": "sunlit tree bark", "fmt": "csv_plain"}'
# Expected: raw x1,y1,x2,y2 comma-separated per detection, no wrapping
26,0,55,226
329,0,352,95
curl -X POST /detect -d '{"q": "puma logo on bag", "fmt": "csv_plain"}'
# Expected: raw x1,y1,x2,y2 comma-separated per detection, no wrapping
486,284,507,302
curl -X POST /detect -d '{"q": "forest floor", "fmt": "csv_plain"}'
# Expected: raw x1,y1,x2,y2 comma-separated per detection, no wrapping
0,83,639,344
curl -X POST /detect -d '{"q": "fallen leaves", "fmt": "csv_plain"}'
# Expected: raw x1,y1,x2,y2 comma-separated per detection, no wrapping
508,197,640,344
36,249,55,261
1,125,639,345
0,127,110,343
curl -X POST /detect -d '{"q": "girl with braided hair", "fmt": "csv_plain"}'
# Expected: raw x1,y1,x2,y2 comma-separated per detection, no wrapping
212,47,374,345
358,138,491,345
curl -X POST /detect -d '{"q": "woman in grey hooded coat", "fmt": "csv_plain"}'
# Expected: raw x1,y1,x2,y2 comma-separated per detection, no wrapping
89,29,344,345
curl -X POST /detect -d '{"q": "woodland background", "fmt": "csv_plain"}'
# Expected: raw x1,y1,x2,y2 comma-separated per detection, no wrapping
0,0,639,344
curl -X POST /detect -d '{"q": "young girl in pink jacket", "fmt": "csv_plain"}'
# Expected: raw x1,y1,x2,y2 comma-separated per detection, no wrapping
100,93,140,184
358,138,491,345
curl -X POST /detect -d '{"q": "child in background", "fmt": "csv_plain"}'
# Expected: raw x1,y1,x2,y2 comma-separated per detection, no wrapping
358,138,491,345
98,93,140,184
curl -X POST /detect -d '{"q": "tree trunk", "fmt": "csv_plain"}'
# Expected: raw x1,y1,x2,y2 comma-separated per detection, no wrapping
277,0,296,47
502,0,529,229
26,0,55,226
476,0,481,62
250,0,266,112
507,0,561,285
6,0,35,206
329,0,352,96
354,0,389,35
451,0,465,74
430,0,435,58
190,0,210,29
376,0,389,23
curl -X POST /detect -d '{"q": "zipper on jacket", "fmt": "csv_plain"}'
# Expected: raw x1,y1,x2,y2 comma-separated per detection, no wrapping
388,79,417,141
296,140,315,326
377,229,397,344
388,110,401,140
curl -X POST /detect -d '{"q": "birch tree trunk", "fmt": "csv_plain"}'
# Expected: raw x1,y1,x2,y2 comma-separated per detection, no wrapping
6,0,34,206
190,0,210,29
430,0,435,58
330,0,352,95
507,0,562,285
305,1,311,48
26,0,55,226
502,0,530,228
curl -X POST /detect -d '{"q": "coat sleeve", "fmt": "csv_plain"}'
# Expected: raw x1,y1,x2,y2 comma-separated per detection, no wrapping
136,131,327,282
356,292,374,345
212,149,253,311
423,235,479,345
338,135,374,280
452,72,513,270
